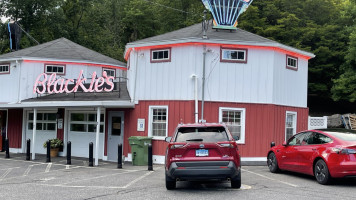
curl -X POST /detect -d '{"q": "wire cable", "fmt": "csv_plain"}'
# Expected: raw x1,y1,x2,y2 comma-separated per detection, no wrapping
14,21,40,45
142,0,201,16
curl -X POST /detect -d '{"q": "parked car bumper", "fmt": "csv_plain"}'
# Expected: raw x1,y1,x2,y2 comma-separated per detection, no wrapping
329,161,356,178
166,161,240,181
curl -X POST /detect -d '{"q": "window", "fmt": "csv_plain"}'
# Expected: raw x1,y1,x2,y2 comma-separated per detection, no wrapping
70,112,104,133
221,47,247,63
45,64,65,75
219,107,246,144
28,112,57,131
151,48,171,63
286,55,298,70
285,111,297,140
0,64,10,74
148,106,168,138
176,126,229,143
287,132,310,146
103,68,116,77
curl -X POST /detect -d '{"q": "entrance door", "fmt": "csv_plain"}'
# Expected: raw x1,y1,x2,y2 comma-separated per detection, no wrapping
107,111,124,161
0,110,7,151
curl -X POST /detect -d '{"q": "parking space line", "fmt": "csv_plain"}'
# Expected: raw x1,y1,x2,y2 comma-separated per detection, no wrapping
242,169,298,187
122,170,156,189
23,165,33,176
0,169,13,179
45,163,52,173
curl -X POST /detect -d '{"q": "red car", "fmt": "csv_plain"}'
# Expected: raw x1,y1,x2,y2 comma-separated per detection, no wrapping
165,123,241,190
267,129,356,184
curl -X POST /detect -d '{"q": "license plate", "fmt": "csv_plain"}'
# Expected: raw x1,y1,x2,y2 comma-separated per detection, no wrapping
196,149,209,157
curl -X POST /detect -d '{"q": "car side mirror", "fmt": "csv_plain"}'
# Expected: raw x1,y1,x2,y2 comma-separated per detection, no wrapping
233,136,239,141
165,137,172,142
282,141,287,146
271,142,275,148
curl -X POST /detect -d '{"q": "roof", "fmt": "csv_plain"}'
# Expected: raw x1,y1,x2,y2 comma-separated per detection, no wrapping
125,23,315,59
0,37,126,67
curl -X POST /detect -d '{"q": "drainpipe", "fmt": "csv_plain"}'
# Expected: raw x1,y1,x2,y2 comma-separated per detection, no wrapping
191,74,199,123
32,108,37,160
201,45,207,122
95,107,101,166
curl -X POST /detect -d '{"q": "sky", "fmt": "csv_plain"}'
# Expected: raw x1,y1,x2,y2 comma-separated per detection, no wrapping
1,16,9,23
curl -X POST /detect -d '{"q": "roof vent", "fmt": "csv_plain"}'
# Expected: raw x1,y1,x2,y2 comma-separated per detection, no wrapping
202,10,209,39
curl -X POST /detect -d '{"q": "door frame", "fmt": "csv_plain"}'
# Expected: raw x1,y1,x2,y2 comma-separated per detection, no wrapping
107,111,124,161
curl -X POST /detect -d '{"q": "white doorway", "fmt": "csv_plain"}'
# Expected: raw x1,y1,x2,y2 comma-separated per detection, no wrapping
107,111,124,161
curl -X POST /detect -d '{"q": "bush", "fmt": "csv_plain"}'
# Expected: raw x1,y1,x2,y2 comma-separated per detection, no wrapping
43,138,63,149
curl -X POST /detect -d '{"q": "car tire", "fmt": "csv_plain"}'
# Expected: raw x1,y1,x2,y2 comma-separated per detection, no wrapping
165,173,176,190
231,170,241,189
267,152,280,173
314,159,331,185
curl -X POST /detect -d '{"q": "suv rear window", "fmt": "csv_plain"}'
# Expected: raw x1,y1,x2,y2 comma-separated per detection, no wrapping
175,127,229,142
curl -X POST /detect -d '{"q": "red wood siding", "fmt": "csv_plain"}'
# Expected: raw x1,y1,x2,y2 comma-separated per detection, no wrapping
7,109,23,148
120,101,308,158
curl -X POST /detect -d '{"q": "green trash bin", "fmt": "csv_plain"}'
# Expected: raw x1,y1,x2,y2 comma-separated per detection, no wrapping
129,136,153,166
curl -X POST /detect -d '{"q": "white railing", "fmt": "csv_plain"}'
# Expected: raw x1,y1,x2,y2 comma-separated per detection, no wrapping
308,116,328,130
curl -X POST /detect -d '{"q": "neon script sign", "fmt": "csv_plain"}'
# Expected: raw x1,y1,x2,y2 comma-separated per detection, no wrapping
33,70,115,94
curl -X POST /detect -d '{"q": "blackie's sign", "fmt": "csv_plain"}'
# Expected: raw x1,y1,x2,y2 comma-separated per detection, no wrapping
33,70,115,94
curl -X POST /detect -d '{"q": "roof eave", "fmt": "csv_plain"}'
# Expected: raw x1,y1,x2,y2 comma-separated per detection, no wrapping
0,56,127,68
125,38,315,59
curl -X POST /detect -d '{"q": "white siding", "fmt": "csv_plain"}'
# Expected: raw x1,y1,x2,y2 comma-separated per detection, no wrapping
272,52,308,107
0,61,21,103
1,61,127,102
130,45,281,105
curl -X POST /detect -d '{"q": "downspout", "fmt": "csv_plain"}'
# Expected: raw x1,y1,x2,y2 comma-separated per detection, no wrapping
95,107,101,166
16,60,21,103
201,45,207,122
32,108,37,160
191,74,198,123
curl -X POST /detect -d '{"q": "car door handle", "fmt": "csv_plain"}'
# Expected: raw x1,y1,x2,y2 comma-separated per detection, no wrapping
312,148,317,151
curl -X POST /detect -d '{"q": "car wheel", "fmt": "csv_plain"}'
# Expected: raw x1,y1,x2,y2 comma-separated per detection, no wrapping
267,152,280,173
314,159,331,185
165,173,176,190
231,170,241,189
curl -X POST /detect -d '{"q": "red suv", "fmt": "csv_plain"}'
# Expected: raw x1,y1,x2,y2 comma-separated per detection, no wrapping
165,123,241,190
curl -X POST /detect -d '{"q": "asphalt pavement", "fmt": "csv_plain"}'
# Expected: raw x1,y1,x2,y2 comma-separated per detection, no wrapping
0,152,355,200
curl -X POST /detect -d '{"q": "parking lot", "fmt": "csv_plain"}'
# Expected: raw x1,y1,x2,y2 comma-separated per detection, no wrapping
0,152,355,200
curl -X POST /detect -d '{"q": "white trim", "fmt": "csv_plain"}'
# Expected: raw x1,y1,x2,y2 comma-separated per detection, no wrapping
45,64,65,75
241,157,267,162
285,111,297,141
0,57,127,69
9,148,22,153
148,105,168,139
219,107,246,144
151,49,170,61
0,101,135,108
0,63,10,74
153,155,165,164
221,49,246,62
286,56,298,69
125,38,315,59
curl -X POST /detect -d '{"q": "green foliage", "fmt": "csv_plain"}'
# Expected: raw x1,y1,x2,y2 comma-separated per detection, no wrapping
43,138,63,149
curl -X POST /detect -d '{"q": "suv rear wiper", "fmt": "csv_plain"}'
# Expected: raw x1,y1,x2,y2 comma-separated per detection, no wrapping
186,139,203,141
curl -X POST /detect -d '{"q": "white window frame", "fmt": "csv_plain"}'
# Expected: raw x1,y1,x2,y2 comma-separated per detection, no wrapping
0,64,10,74
219,107,246,144
45,64,65,75
103,68,116,77
286,55,298,70
221,48,247,63
151,48,171,62
69,111,105,133
27,111,57,131
148,106,168,140
285,111,297,141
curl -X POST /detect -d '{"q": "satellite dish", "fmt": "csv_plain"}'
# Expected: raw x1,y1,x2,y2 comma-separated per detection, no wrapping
202,0,253,30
